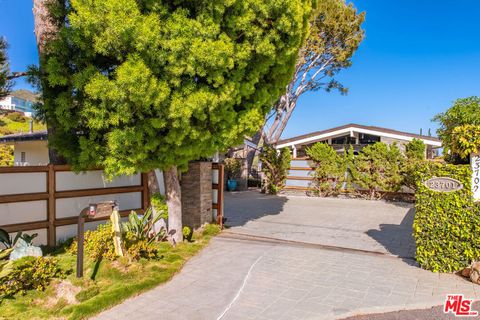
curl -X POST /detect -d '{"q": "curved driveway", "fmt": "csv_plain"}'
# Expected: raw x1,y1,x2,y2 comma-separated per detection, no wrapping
94,191,478,320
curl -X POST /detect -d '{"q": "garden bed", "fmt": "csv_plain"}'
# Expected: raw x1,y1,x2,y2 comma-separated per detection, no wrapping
0,224,221,320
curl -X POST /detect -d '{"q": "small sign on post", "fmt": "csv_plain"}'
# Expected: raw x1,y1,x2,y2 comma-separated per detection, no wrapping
472,153,480,202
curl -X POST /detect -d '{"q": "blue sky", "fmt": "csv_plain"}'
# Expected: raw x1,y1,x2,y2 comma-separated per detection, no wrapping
1,0,479,139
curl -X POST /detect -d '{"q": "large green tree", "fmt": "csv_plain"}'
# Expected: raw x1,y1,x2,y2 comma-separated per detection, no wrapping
433,96,480,163
263,0,364,144
39,0,312,242
0,38,12,99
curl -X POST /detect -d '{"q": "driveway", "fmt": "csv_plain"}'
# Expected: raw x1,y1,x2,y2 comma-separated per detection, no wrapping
94,192,479,320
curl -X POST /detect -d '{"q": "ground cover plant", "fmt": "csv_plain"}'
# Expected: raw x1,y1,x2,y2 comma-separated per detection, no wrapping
0,222,221,320
413,162,480,272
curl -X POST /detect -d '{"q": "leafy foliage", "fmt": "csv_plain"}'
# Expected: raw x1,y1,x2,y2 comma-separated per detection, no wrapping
150,193,168,220
413,162,480,272
5,112,26,123
0,37,12,100
122,209,166,244
260,146,291,194
450,124,480,159
38,0,313,177
306,142,345,196
433,96,480,163
123,234,159,261
69,223,117,261
0,145,13,167
0,256,65,299
224,158,242,180
405,138,425,160
351,142,404,199
0,229,38,249
265,0,365,143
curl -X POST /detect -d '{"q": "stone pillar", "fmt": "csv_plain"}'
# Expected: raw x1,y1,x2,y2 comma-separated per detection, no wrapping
181,161,213,229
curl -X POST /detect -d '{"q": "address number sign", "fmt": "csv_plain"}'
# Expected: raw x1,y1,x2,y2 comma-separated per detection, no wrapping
472,153,480,202
424,177,463,193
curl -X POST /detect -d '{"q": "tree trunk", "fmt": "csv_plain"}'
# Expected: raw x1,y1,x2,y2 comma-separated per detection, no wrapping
245,129,263,179
33,0,65,164
163,166,182,244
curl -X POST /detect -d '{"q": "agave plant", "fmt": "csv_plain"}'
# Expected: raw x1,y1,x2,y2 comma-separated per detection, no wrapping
0,228,38,249
123,208,166,243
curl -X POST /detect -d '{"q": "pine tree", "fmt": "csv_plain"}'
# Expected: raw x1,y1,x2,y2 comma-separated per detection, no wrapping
0,38,12,99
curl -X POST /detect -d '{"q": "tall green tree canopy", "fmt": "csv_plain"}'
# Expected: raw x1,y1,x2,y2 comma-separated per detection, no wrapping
0,37,12,99
433,96,480,162
41,0,312,177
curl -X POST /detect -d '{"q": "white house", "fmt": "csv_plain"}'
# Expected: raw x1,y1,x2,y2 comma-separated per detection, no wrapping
0,130,49,166
276,124,442,190
0,94,36,117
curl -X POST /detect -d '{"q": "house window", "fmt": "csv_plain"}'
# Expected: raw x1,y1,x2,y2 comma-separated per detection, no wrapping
21,152,26,163
331,135,356,145
359,134,380,144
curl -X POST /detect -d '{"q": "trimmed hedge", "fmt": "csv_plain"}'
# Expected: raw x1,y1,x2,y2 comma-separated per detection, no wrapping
413,162,480,272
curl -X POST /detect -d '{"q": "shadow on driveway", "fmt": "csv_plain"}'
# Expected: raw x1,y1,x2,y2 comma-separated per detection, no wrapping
366,207,417,263
224,191,288,227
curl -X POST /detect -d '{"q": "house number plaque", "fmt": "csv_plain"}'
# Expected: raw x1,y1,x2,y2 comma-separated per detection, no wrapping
472,153,480,202
424,177,463,193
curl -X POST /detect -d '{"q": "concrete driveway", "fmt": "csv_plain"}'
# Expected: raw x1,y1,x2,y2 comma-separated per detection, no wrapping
95,192,478,320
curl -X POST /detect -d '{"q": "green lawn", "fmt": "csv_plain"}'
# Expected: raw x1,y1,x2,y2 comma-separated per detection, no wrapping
0,225,220,320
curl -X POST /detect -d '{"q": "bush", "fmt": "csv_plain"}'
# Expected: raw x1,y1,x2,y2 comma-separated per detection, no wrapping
351,142,404,199
5,112,26,123
224,158,242,180
260,146,291,195
450,124,480,159
306,142,345,196
69,223,117,261
413,162,480,272
124,233,159,261
405,138,425,160
433,96,480,163
0,256,65,298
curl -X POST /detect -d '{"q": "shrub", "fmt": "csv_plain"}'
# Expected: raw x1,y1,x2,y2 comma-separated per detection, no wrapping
306,142,345,196
124,233,159,261
69,223,117,261
450,124,480,159
0,145,13,167
260,146,291,195
151,193,168,220
182,227,193,242
224,158,242,180
122,209,166,243
0,256,65,298
352,142,404,199
405,138,426,160
5,112,26,123
413,162,480,272
433,96,480,163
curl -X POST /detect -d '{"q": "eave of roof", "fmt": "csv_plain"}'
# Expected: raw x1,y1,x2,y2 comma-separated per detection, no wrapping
276,124,442,148
0,130,48,143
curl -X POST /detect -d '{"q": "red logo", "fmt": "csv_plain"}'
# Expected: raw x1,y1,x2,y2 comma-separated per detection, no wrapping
444,294,478,317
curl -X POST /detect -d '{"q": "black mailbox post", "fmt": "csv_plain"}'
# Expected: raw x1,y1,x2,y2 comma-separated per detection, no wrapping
76,201,118,278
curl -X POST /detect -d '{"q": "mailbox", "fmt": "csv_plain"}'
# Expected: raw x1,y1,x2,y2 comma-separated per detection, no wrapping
77,201,118,278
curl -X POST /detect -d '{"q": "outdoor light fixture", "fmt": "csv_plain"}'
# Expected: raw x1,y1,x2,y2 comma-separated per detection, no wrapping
88,203,97,217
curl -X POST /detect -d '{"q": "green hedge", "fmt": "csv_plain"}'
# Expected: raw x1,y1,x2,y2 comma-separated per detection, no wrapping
413,162,480,272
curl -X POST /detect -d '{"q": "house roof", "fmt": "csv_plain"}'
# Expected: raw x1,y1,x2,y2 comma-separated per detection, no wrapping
0,130,48,143
276,124,442,148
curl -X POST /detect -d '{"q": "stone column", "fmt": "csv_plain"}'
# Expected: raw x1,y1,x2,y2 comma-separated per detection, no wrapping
181,161,213,229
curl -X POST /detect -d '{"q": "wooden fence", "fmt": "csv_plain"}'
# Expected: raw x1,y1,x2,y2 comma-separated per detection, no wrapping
0,165,148,246
1,162,225,247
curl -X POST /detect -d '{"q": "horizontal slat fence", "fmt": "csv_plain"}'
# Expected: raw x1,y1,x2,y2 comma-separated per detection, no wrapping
0,164,148,246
